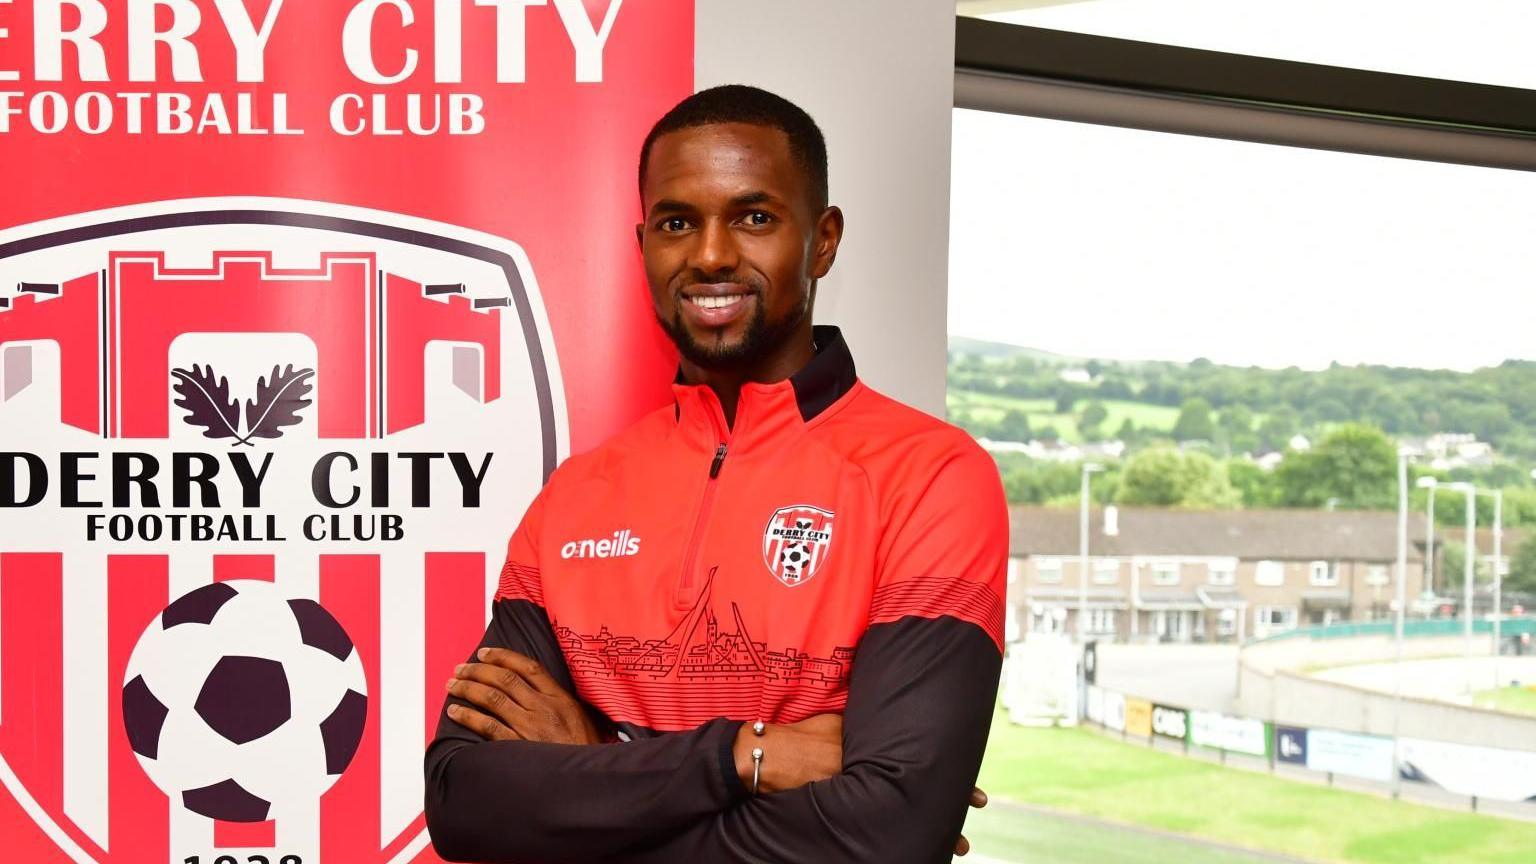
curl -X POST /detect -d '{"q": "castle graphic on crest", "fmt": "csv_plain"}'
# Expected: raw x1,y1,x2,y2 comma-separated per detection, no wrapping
0,251,507,439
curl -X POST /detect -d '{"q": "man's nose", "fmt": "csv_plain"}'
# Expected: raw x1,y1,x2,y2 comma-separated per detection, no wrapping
689,218,740,275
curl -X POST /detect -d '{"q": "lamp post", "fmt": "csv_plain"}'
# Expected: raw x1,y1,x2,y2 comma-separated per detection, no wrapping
1078,462,1105,643
1416,476,1437,597
1440,481,1477,693
1391,451,1410,796
1492,488,1503,690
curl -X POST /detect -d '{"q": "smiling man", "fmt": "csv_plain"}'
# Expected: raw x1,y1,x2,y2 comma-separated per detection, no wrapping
424,85,1008,863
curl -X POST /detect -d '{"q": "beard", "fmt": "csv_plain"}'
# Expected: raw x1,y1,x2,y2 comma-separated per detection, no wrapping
657,285,811,371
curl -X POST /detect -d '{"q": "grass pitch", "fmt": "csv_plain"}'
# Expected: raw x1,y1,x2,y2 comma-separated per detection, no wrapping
1473,686,1536,716
968,709,1536,864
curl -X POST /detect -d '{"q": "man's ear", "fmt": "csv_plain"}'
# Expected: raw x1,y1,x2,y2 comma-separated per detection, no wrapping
811,205,844,279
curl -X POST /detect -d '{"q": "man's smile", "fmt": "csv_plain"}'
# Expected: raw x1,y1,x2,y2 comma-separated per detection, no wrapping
680,285,757,328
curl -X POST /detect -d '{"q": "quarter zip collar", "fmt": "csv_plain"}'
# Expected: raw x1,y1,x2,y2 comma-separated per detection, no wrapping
670,325,858,455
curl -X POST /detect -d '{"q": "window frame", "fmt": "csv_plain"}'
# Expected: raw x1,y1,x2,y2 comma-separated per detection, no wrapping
1151,561,1180,586
1093,559,1120,585
1036,556,1063,584
1255,560,1285,587
954,16,1536,174
1255,605,1298,630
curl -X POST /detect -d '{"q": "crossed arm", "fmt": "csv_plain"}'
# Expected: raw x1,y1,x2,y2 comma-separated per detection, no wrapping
423,597,999,864
423,448,1008,863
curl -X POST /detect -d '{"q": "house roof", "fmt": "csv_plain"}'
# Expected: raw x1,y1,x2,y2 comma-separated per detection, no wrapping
1009,506,1446,562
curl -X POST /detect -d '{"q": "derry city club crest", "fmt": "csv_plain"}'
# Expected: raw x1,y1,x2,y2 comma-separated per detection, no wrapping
763,505,835,587
0,198,565,864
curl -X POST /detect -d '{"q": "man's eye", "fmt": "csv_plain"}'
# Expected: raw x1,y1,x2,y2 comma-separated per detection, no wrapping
659,217,689,232
742,211,773,226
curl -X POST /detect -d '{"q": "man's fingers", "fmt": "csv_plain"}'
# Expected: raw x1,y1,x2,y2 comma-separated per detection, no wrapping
447,677,532,727
970,787,988,808
455,662,543,712
446,703,521,741
474,647,567,698
954,834,970,856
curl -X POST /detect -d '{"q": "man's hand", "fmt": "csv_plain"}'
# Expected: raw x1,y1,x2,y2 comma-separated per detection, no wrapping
731,714,987,855
731,713,843,795
954,786,987,857
444,647,604,745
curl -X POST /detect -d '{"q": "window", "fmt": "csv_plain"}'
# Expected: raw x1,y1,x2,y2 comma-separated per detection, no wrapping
1255,560,1285,587
1309,560,1338,586
1088,608,1116,635
1256,606,1297,630
1217,608,1238,636
1093,560,1120,585
1366,564,1389,586
1207,560,1237,586
1007,558,1021,585
1036,558,1063,584
1151,562,1180,586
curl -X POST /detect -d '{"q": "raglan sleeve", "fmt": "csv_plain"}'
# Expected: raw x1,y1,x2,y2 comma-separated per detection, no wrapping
619,438,1010,864
422,478,752,864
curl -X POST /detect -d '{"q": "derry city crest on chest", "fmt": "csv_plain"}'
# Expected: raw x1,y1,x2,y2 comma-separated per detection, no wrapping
762,505,835,587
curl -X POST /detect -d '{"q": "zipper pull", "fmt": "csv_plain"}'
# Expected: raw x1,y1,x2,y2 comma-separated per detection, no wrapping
709,443,728,478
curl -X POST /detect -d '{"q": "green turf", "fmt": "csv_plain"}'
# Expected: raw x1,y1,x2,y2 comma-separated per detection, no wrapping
945,390,1183,443
973,709,1536,864
1473,687,1536,716
961,802,1292,863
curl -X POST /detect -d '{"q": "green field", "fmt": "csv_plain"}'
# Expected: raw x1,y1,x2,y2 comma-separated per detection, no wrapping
961,801,1298,863
1473,687,1536,716
970,710,1536,864
946,390,1181,443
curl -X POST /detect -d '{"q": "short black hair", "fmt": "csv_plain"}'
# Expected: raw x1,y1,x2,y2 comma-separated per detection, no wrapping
638,84,829,210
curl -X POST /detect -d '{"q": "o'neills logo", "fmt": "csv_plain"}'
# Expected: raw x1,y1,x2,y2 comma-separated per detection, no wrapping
0,198,565,864
562,529,641,559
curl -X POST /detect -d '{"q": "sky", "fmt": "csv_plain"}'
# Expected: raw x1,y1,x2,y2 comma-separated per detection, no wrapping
948,0,1536,372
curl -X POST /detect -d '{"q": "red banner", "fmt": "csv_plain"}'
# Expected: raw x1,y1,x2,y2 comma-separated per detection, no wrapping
0,2,692,861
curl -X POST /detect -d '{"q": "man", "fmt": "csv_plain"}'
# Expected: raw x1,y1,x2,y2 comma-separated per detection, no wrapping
424,85,1007,863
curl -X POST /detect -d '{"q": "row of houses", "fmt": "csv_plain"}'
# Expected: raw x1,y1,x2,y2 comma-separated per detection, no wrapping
1006,505,1520,643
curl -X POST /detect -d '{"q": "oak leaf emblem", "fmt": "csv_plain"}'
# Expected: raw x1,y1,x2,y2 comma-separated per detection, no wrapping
171,363,315,446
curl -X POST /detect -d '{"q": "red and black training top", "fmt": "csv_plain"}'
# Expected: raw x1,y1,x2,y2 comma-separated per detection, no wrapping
425,325,1009,863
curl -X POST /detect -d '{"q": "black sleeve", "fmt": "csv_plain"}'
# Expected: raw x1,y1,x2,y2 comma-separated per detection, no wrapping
612,445,1010,863
423,594,750,864
616,614,1002,864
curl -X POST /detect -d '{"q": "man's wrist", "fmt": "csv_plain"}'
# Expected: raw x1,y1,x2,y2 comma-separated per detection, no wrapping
732,720,770,794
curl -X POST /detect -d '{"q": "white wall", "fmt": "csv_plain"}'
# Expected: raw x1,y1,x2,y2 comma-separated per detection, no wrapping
696,2,956,418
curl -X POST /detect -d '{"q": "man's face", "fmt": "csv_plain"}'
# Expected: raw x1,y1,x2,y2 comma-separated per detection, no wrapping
638,122,838,370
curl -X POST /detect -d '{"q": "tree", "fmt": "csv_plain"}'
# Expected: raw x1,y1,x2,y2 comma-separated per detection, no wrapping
1117,448,1238,508
1257,407,1300,453
1054,393,1076,414
1440,541,1477,592
1227,460,1274,508
1274,423,1397,510
1114,418,1138,444
1078,400,1108,441
1172,397,1215,442
1036,424,1061,443
1508,535,1536,595
996,409,1032,443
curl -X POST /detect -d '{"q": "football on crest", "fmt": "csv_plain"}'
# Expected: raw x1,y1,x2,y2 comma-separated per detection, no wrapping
120,579,367,822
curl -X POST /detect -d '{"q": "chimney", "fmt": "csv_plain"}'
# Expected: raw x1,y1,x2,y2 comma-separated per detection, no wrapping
1104,505,1119,537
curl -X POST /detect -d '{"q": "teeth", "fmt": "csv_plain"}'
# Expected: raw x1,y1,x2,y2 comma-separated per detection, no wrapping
691,294,745,309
